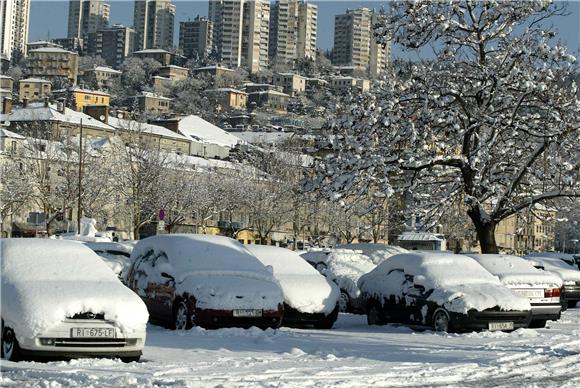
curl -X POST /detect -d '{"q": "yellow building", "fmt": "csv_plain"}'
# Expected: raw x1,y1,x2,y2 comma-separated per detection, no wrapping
205,88,247,110
69,88,110,112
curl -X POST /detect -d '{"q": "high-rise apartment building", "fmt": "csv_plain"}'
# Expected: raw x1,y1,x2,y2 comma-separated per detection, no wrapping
242,0,270,73
88,25,136,69
179,16,213,60
133,0,176,51
333,8,390,78
269,0,317,65
0,0,31,61
67,0,110,40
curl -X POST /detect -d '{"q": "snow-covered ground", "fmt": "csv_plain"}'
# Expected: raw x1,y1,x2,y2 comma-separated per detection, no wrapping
2,309,579,387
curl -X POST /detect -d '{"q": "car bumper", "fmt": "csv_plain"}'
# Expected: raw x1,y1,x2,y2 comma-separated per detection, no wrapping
195,307,283,329
16,319,146,358
530,303,561,321
563,285,580,303
451,310,532,332
281,304,337,326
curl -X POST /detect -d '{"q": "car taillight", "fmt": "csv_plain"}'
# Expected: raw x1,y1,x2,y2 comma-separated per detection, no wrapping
544,288,561,298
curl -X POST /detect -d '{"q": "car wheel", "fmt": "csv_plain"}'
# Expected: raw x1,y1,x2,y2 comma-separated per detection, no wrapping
432,309,450,332
1,325,21,361
568,301,577,309
338,291,350,313
315,262,327,272
121,356,141,363
314,305,339,330
529,319,547,328
173,300,193,330
367,301,384,326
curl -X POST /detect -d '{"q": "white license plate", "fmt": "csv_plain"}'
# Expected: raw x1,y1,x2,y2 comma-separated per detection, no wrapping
233,309,262,317
513,289,544,298
488,322,514,331
71,327,115,338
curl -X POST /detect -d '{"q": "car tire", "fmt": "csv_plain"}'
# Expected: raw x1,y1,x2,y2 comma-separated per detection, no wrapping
173,300,194,330
121,356,141,363
314,305,339,330
1,325,21,361
568,301,577,309
367,301,385,326
338,291,350,313
432,309,450,332
529,319,547,328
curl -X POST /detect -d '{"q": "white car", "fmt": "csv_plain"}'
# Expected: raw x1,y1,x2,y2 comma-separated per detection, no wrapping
246,245,340,329
1,239,148,362
524,255,580,308
468,254,563,328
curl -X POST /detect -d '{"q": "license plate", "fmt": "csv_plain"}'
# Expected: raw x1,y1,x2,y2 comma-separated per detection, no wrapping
513,289,544,298
71,327,115,338
488,322,514,331
233,309,262,317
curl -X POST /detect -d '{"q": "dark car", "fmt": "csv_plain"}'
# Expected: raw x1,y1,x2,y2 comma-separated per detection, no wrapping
126,234,284,330
358,253,532,332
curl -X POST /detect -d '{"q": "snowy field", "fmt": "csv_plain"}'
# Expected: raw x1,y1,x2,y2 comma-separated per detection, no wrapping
2,309,579,387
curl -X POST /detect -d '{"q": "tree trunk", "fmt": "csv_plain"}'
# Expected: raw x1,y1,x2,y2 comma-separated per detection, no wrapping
467,207,498,254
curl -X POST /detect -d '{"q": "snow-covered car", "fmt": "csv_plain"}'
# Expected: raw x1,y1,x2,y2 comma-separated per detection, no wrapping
468,254,563,328
245,245,340,329
0,239,148,362
323,249,376,313
299,248,332,271
524,255,580,308
358,252,532,332
126,234,284,330
526,252,578,269
335,243,409,265
83,241,137,282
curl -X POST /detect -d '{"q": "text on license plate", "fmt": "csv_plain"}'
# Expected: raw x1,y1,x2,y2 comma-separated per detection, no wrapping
71,327,115,338
513,289,544,298
233,309,262,317
488,322,514,331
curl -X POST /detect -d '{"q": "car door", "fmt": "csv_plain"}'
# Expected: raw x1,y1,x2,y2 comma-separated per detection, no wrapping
382,269,407,323
402,275,430,325
148,252,176,322
128,249,159,319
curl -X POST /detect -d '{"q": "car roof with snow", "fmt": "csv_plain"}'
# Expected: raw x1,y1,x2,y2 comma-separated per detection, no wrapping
468,254,562,287
131,234,270,274
335,243,408,264
326,249,376,278
367,252,501,288
83,241,135,254
245,245,321,276
523,256,580,282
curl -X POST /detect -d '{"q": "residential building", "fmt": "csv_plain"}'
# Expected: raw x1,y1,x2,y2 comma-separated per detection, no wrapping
88,25,135,69
52,37,84,54
18,78,52,101
209,0,245,68
269,0,317,64
68,87,110,112
244,82,281,94
133,0,176,51
191,64,234,82
247,89,289,112
179,16,213,59
242,0,270,73
205,88,247,110
495,206,556,254
0,75,13,92
26,41,61,52
0,0,31,61
273,73,306,96
82,66,122,90
129,92,172,114
333,8,390,78
330,76,370,93
157,65,189,81
67,0,110,40
27,46,79,84
133,48,173,66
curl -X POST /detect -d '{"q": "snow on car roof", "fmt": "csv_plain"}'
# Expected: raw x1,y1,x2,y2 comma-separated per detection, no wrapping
335,243,408,265
325,249,376,298
132,234,270,275
245,245,320,275
524,256,580,282
468,254,562,288
83,241,135,254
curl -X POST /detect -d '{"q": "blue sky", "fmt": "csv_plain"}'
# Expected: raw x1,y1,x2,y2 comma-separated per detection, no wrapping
29,1,579,56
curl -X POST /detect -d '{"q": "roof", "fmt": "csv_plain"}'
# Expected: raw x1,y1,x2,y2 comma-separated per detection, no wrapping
92,66,122,74
159,65,189,70
1,103,116,131
0,128,25,139
29,47,76,54
397,232,446,242
175,115,244,148
70,87,110,96
233,131,294,144
206,88,247,94
19,78,51,83
192,65,233,72
0,75,13,80
276,73,306,78
248,90,290,97
133,48,171,54
134,92,172,101
107,117,190,142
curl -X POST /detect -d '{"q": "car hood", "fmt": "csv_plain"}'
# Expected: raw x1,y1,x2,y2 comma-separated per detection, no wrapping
177,274,284,311
276,274,340,314
1,280,149,339
428,283,532,315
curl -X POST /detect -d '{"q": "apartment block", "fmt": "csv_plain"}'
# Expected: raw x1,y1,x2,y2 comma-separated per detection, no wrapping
27,46,79,84
18,78,52,102
87,25,135,69
272,73,306,96
297,1,317,59
179,16,213,59
333,8,390,78
133,0,176,51
269,0,317,64
82,66,121,89
242,0,270,73
0,0,31,61
67,0,110,40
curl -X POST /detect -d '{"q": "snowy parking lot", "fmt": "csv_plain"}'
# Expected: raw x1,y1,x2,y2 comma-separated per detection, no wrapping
1,309,579,387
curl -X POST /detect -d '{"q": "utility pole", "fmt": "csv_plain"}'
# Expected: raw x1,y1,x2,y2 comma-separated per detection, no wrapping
77,118,83,233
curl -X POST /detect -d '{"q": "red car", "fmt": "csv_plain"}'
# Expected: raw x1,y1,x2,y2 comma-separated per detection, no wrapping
126,234,284,330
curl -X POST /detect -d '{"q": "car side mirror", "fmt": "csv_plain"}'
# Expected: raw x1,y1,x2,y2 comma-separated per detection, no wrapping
161,272,175,282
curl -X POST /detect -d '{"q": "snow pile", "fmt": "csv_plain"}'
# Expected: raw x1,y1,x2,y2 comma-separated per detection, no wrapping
524,256,580,285
359,253,531,314
130,235,283,310
324,249,376,299
246,245,339,314
468,254,562,288
0,239,149,338
336,243,408,265
55,218,112,242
